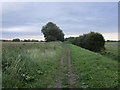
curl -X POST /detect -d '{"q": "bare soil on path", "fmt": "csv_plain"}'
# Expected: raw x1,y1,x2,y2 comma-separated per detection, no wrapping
54,45,76,88
67,48,76,87
54,57,64,88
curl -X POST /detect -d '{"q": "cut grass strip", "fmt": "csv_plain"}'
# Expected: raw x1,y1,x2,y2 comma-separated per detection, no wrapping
68,44,118,88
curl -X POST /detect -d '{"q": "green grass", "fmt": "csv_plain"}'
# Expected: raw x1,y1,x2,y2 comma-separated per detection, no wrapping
2,42,65,88
68,44,118,88
2,41,119,88
100,42,119,61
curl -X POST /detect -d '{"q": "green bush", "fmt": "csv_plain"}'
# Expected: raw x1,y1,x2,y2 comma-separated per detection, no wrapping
74,32,105,52
12,38,20,42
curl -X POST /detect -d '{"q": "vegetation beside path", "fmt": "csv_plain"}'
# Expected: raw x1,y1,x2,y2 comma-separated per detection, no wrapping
2,42,118,88
2,42,64,88
68,44,118,88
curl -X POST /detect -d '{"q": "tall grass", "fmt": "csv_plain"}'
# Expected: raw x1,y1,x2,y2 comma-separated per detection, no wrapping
2,42,64,88
2,42,119,88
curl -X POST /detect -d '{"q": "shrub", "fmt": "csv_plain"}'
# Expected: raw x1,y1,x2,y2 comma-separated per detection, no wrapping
73,32,105,52
84,32,105,52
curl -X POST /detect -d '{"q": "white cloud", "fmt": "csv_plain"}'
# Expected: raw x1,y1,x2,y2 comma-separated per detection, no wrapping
20,35,44,40
1,2,118,41
2,3,26,12
65,32,119,41
2,35,44,40
102,32,119,40
3,25,41,33
65,34,79,38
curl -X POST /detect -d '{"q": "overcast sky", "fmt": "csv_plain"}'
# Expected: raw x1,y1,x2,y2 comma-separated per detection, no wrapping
2,2,118,40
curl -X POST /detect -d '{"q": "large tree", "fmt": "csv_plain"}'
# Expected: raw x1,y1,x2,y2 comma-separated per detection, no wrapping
41,22,64,42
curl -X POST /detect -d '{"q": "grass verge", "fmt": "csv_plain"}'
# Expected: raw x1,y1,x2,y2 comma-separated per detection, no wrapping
68,44,118,88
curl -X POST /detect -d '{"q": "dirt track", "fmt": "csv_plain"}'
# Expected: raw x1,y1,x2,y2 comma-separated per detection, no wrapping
54,46,76,88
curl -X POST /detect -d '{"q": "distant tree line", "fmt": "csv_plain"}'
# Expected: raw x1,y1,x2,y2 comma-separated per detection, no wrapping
12,38,42,42
22,39,39,42
12,38,21,42
65,32,105,52
106,40,120,42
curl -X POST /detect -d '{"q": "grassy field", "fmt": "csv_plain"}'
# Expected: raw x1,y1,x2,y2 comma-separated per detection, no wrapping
100,42,119,61
2,42,65,88
68,44,118,88
2,41,119,88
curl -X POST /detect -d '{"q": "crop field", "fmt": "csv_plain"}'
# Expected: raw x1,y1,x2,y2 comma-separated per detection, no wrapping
2,41,119,88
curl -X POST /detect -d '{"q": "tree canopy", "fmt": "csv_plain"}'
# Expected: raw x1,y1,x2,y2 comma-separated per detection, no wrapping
41,22,64,42
12,38,20,42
